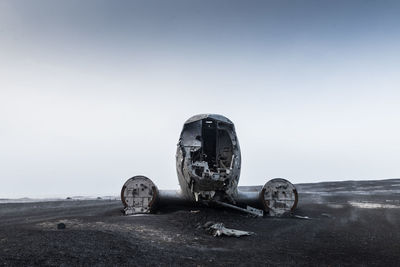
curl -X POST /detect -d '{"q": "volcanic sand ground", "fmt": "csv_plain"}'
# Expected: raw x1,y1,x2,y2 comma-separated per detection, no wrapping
1,179,400,266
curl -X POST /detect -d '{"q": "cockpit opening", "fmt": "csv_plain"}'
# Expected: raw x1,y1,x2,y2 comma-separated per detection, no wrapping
201,119,233,173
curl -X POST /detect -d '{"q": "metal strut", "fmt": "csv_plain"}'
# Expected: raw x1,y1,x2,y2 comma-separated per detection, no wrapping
214,200,264,217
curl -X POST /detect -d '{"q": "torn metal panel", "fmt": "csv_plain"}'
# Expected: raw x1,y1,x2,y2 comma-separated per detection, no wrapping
206,223,254,237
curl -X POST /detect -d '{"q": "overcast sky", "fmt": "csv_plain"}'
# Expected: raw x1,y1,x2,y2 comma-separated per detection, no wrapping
1,0,399,198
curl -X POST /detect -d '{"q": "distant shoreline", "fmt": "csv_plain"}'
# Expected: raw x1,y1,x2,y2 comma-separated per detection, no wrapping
0,196,119,204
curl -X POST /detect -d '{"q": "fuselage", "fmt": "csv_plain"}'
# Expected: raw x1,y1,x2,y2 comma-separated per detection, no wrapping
176,114,241,203
122,113,298,216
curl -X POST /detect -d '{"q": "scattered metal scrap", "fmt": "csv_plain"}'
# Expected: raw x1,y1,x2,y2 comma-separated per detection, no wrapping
214,200,264,217
203,221,254,237
292,215,311,220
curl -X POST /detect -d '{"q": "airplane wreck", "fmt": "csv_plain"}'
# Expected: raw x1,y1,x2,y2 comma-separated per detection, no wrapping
121,114,298,216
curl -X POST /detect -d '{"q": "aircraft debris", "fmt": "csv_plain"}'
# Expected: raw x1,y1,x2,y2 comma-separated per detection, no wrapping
121,176,158,215
204,222,254,237
261,178,298,216
293,215,311,220
190,210,200,213
121,114,298,216
214,200,264,217
203,221,215,228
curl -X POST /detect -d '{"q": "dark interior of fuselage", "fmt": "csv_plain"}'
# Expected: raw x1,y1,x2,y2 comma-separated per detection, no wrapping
201,119,233,173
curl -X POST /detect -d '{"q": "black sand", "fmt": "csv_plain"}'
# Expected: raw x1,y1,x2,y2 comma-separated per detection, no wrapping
1,179,400,266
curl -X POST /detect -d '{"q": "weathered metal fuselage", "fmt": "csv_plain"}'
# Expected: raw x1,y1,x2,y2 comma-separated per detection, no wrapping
121,113,299,216
176,114,241,203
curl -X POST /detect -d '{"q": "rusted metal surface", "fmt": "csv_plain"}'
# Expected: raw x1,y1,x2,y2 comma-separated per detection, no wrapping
260,178,298,216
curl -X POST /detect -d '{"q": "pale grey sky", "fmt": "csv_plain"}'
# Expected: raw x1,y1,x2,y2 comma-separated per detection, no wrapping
1,0,399,198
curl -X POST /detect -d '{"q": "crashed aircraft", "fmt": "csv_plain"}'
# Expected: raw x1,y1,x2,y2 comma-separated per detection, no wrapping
121,114,298,216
